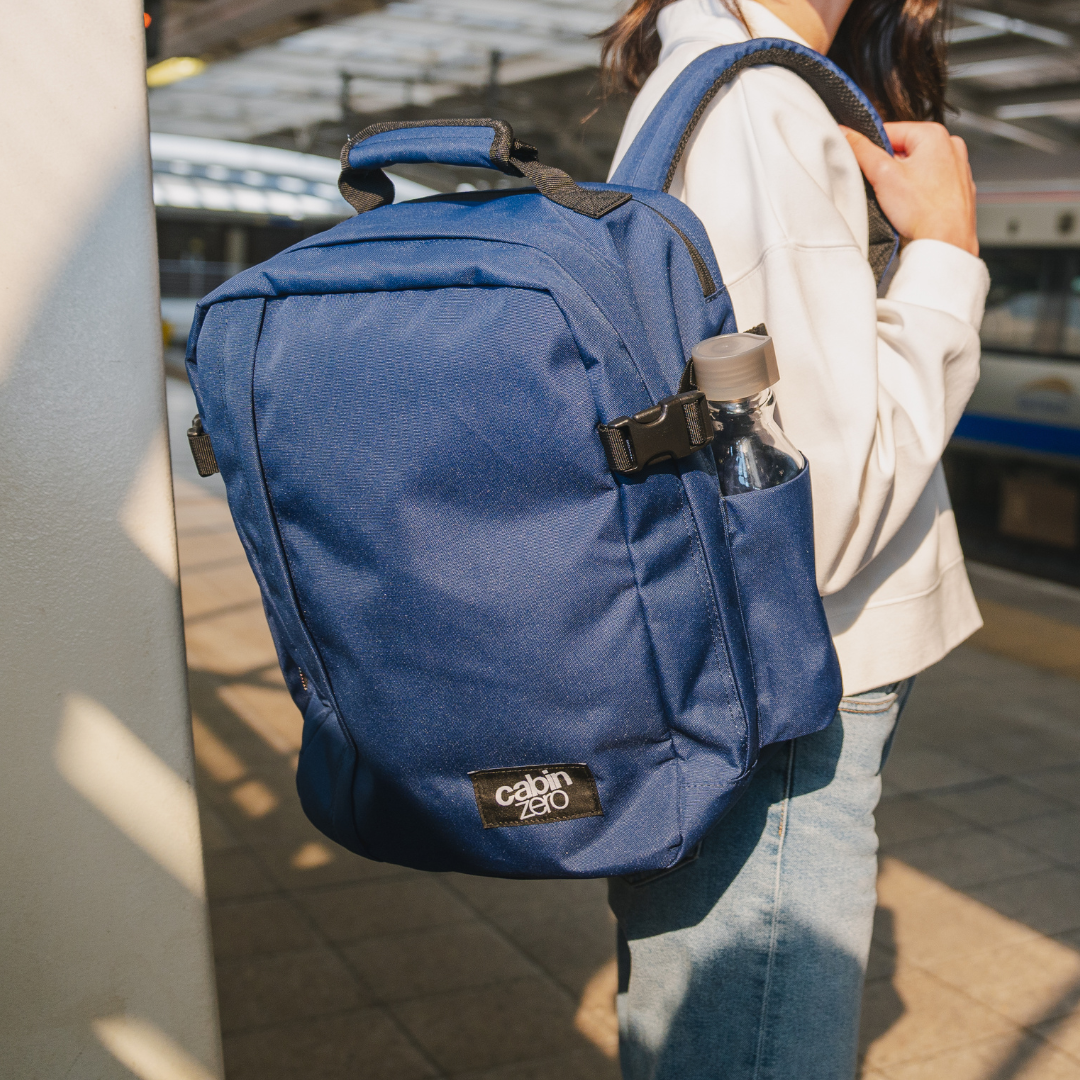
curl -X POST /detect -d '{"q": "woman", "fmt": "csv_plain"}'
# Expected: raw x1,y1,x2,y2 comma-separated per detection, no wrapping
601,0,987,1077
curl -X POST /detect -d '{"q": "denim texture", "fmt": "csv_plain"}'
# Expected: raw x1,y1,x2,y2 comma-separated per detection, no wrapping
184,41,893,878
609,681,913,1079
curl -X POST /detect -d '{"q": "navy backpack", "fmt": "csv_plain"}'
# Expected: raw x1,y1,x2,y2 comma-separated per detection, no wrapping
185,40,897,878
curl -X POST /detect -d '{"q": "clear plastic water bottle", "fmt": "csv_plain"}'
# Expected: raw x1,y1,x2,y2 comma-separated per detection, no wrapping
691,332,804,496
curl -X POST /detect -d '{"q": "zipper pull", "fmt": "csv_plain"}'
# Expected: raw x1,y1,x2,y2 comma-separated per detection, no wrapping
187,414,219,477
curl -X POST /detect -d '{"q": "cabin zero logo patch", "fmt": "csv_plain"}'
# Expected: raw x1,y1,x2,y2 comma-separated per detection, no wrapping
469,764,603,828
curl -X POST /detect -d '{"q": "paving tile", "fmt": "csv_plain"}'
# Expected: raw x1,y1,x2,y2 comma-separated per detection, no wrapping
173,483,236,530
493,908,617,996
1021,766,1080,810
880,747,993,795
1035,1005,1080,1062
866,939,897,984
179,563,263,621
254,838,413,892
296,876,476,943
878,1031,1080,1079
343,921,539,1002
188,692,287,769
223,1007,437,1080
880,778,902,799
969,868,1080,937
207,772,326,846
860,965,1018,1069
217,682,303,755
998,811,1080,867
443,874,609,922
209,896,318,959
177,528,248,571
946,727,1080,779
921,932,1080,1027
452,1048,621,1080
875,858,1039,965
198,803,241,853
884,828,1052,890
178,483,1080,1077
390,977,583,1074
203,847,278,902
192,714,247,785
926,779,1073,828
966,561,1080,630
216,946,370,1033
969,598,1080,682
874,795,968,848
573,956,618,1062
184,606,280,676
859,967,907,1055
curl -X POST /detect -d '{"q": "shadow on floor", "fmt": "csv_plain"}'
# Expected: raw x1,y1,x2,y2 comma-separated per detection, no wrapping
173,462,1080,1080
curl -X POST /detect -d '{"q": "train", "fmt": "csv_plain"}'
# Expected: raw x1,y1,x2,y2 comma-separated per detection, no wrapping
946,184,1080,586
152,136,1080,585
152,132,436,350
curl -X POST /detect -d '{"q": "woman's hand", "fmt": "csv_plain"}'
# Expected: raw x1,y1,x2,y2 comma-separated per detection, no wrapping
840,122,979,257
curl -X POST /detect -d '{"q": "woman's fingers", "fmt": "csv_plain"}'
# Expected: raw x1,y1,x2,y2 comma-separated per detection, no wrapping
880,122,918,156
839,126,894,185
882,121,949,158
841,122,979,256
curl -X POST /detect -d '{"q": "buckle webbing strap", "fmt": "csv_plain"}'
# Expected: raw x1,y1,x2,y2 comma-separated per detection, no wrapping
598,390,713,476
187,414,220,477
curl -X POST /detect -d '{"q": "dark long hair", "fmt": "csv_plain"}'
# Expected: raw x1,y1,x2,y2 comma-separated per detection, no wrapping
599,0,949,122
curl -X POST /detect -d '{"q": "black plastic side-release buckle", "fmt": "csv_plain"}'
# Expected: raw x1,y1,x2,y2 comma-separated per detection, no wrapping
597,390,713,475
187,414,220,477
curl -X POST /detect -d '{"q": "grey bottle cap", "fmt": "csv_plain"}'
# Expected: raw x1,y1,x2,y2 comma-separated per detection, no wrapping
691,332,780,401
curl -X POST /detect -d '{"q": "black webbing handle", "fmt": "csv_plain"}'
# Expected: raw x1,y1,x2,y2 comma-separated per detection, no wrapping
338,119,631,220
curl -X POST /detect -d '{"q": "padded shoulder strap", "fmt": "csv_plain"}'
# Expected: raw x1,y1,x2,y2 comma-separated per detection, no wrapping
611,39,898,283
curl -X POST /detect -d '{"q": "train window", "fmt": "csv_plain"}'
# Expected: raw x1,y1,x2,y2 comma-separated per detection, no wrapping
982,247,1080,358
156,216,337,298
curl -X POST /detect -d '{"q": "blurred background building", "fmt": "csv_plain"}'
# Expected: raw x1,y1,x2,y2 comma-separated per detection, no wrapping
144,0,1080,588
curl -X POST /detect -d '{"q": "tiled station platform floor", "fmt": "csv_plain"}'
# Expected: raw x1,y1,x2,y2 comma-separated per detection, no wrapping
167,379,1080,1080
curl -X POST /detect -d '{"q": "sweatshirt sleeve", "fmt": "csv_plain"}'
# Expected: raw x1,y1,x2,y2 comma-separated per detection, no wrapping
673,65,990,596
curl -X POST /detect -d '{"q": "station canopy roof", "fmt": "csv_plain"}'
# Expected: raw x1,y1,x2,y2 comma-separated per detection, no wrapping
947,1,1080,175
149,0,1080,187
149,0,620,143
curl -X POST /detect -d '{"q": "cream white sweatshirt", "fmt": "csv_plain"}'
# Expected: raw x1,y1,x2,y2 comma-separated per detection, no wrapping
610,0,990,695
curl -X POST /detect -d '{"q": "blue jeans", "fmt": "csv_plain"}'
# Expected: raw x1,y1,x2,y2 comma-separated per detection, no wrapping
608,681,913,1080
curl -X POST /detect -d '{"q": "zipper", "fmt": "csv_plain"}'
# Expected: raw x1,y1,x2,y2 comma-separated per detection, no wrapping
637,201,716,297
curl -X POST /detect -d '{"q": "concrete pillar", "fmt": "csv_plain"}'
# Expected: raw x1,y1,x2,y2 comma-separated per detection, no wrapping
0,3,223,1077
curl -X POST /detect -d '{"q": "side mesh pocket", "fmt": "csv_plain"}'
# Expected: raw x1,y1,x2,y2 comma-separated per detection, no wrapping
719,464,842,750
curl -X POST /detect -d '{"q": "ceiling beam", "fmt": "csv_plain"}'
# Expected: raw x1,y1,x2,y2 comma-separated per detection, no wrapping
952,6,1073,48
161,0,388,59
951,108,1065,153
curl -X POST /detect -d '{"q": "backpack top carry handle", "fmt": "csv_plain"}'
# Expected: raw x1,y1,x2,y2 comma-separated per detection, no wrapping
611,39,899,283
339,118,632,220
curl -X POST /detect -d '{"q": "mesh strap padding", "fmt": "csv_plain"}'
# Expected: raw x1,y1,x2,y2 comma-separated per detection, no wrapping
661,47,895,282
